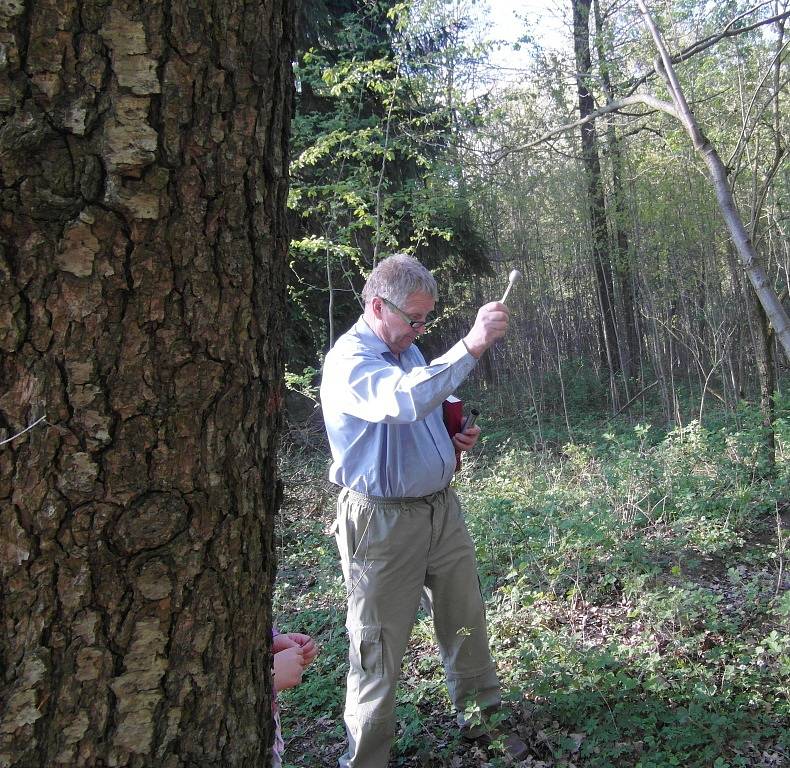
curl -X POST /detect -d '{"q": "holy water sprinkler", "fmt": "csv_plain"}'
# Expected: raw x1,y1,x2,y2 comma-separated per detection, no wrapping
500,269,522,304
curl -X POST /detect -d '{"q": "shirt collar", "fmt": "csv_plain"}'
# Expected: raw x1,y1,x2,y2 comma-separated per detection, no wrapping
353,315,423,366
354,316,395,356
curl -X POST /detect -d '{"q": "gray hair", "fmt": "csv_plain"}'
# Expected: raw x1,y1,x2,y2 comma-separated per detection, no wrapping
361,253,438,307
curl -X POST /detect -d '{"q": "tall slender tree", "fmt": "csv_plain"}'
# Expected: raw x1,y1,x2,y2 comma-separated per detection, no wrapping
572,0,621,407
593,0,639,384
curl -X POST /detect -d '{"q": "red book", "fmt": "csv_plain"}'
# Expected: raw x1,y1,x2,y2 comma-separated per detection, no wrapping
442,395,463,471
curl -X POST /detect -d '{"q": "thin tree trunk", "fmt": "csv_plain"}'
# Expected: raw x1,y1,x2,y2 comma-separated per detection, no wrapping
636,0,790,364
593,0,638,385
644,0,782,467
572,0,621,408
327,250,336,347
739,2,786,470
0,0,294,765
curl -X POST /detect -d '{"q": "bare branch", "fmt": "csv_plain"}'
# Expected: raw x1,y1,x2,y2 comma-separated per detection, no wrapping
626,7,790,96
677,8,790,63
752,147,787,242
490,95,676,164
726,38,790,169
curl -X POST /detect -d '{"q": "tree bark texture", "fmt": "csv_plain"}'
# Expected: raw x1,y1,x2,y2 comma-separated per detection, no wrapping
0,0,294,766
572,0,620,381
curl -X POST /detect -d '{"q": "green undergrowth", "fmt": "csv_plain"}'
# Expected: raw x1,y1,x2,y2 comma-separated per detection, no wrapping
274,402,789,768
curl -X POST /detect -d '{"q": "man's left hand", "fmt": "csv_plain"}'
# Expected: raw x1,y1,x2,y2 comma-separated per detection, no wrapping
452,424,481,453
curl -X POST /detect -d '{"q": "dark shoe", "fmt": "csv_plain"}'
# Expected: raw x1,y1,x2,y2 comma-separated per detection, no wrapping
501,732,530,761
463,728,529,761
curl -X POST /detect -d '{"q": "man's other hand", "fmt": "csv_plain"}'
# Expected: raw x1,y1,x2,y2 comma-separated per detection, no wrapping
452,424,481,453
283,632,318,666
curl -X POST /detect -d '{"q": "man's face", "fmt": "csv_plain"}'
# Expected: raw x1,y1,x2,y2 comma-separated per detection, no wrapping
374,291,435,356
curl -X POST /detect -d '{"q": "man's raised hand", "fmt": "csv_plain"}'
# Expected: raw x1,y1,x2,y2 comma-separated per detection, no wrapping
463,302,510,359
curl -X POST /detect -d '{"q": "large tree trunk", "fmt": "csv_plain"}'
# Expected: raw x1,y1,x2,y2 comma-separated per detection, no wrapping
0,0,293,766
572,0,621,405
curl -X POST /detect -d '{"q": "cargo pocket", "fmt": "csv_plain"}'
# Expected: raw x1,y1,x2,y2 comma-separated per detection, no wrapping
350,624,383,677
335,508,364,560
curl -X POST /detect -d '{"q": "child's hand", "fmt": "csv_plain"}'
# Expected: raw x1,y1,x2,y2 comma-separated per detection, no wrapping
283,633,318,666
273,646,304,692
273,633,299,654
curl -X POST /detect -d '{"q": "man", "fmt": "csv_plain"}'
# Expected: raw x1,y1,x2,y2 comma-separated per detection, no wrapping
321,253,519,767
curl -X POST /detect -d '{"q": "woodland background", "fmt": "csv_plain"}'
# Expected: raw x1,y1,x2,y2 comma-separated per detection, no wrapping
277,0,789,766
285,0,790,446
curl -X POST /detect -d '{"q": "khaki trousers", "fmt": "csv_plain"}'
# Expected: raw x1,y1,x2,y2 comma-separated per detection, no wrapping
334,486,501,768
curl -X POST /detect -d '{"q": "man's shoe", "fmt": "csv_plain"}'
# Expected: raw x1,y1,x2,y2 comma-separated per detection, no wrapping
463,727,529,761
501,732,530,761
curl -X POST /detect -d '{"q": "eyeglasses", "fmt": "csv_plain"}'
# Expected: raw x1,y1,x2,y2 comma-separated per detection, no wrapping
378,296,433,330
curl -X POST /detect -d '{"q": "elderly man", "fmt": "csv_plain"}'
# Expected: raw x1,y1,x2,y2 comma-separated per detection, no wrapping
321,253,521,767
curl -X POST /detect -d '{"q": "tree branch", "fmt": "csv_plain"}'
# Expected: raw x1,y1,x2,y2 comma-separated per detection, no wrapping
635,0,790,363
625,7,790,96
676,7,790,64
490,95,676,164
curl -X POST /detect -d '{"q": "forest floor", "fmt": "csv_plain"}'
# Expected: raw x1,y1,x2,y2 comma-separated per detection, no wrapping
274,404,789,768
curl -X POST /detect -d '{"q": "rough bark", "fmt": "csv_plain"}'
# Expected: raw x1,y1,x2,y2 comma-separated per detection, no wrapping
0,0,294,766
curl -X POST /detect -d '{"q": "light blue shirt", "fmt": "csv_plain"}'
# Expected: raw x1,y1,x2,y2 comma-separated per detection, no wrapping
320,317,478,497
